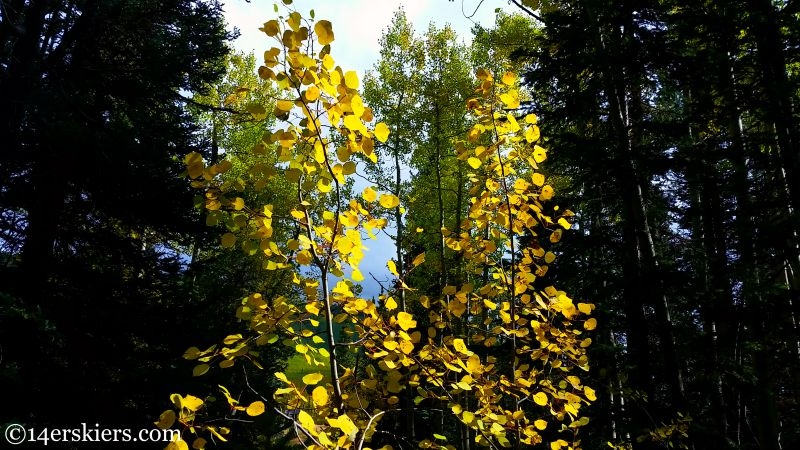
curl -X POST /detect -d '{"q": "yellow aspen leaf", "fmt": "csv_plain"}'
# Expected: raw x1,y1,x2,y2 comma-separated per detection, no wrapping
166,439,189,450
452,338,470,355
246,104,267,121
584,386,597,401
192,364,210,377
261,20,280,37
276,99,293,112
351,268,364,281
306,302,320,315
351,94,365,118
182,395,204,411
387,260,399,276
322,53,335,70
534,419,548,430
483,299,497,309
385,296,398,310
502,71,516,85
305,85,320,102
399,340,414,354
549,229,562,243
540,185,554,201
312,385,329,406
578,303,593,314
467,157,482,169
183,347,201,360
533,145,547,163
396,312,416,331
290,209,305,220
297,410,317,434
544,252,556,264
154,410,176,429
584,318,597,331
318,178,333,193
379,193,400,208
344,70,359,89
532,172,545,186
335,414,359,441
246,401,265,416
526,113,539,124
558,217,571,229
342,161,356,175
219,359,234,369
192,437,207,450
302,373,324,385
296,250,312,265
412,252,425,266
295,344,308,354
220,233,236,248
419,295,430,308
374,121,390,143
314,20,334,45
448,299,467,317
533,392,548,406
462,411,475,424
223,334,243,344
274,372,290,384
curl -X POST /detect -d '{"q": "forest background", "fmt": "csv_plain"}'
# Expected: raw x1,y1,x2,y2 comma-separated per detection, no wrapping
1,0,799,449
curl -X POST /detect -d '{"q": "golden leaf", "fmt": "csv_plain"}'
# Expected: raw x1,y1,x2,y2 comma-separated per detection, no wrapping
396,312,416,331
534,419,548,430
192,364,210,377
385,296,398,310
344,71,359,89
314,20,334,45
154,410,176,429
379,193,400,209
533,392,548,406
387,260,399,276
374,122,390,143
467,157,482,169
312,386,329,406
362,186,377,202
412,252,425,267
302,373,324,385
584,318,597,331
246,401,265,416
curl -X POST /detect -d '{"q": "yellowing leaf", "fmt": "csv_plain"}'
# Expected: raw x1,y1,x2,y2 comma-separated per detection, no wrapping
246,401,265,416
344,71,359,89
452,338,470,355
540,185,554,201
467,157,482,169
387,260,399,276
303,373,324,385
312,386,329,406
584,386,597,401
335,414,359,441
379,193,400,209
352,269,364,281
397,312,416,331
305,85,320,102
534,419,548,430
412,252,425,267
385,296,398,311
274,372,290,384
297,410,316,433
192,437,207,450
155,409,176,429
584,318,597,331
578,303,593,314
314,20,334,45
374,122,390,143
262,19,280,37
533,392,548,406
502,71,516,85
362,186,377,202
220,233,236,248
182,395,204,411
166,439,189,450
532,172,545,186
193,364,210,377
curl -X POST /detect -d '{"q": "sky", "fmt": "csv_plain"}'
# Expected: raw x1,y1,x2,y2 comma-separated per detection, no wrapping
222,0,501,297
224,0,499,80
